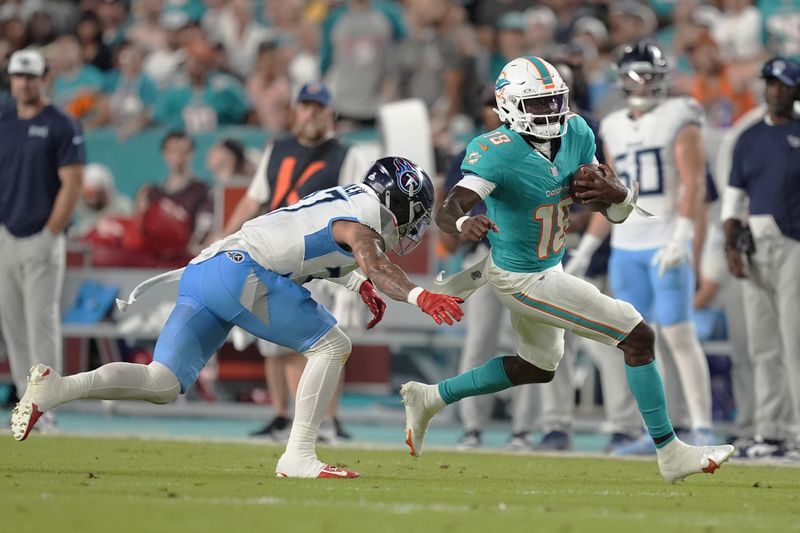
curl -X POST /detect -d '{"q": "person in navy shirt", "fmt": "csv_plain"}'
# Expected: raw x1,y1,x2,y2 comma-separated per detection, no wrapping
0,49,85,420
722,57,800,457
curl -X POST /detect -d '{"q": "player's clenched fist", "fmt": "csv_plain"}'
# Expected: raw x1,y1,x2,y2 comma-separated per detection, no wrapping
417,290,464,325
457,214,499,241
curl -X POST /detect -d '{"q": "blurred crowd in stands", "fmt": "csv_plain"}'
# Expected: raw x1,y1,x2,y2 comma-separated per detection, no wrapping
0,0,796,261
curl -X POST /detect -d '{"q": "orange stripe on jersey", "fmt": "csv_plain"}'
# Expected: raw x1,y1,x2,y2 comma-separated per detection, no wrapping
270,156,297,211
285,161,327,205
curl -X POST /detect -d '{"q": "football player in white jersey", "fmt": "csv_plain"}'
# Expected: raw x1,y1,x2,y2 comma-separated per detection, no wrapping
567,41,716,450
10,156,465,479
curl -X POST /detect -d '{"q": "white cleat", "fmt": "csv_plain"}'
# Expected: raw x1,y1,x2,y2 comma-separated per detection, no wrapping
275,454,359,479
399,382,445,457
10,364,61,442
657,438,735,483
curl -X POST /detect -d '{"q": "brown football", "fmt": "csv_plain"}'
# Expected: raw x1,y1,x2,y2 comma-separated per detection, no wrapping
570,164,611,211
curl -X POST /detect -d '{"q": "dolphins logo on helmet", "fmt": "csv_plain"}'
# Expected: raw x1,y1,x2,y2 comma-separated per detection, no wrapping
494,56,570,139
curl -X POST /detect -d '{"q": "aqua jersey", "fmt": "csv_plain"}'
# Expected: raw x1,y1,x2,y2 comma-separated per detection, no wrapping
460,117,597,273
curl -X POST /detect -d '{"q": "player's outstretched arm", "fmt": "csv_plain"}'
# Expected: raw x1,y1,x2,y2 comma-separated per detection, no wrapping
436,186,498,240
334,221,464,325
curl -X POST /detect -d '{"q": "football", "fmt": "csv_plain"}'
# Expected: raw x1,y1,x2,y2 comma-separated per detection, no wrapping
569,163,611,211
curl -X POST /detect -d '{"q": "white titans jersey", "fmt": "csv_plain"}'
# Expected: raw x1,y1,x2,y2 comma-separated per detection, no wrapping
601,97,704,250
192,184,395,283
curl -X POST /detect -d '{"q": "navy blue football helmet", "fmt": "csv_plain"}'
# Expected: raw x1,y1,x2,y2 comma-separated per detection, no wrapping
617,41,670,112
362,156,434,255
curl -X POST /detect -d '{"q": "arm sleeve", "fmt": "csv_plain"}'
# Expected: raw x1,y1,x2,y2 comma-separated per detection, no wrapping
720,186,749,222
327,269,368,292
455,175,496,200
245,144,274,204
338,145,369,186
57,118,86,168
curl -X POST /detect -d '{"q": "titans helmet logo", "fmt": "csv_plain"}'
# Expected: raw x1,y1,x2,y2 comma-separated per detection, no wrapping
395,158,421,195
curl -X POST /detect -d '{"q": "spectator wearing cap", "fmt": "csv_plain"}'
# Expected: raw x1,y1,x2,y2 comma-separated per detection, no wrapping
152,40,248,133
0,49,85,416
722,57,800,458
246,39,292,132
319,0,406,128
70,163,133,238
215,81,369,441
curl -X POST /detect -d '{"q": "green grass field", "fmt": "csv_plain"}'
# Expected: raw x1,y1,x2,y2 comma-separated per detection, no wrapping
2,435,798,533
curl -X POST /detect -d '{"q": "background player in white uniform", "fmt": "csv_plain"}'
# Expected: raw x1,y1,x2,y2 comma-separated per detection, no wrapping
11,157,465,480
569,42,716,451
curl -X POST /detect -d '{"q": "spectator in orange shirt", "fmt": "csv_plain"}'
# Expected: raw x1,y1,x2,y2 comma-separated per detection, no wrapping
687,33,757,128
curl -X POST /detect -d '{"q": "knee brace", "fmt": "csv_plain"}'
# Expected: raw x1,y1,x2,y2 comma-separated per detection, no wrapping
303,327,352,366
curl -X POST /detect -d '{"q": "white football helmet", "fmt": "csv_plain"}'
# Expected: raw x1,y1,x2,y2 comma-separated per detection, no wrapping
494,56,570,139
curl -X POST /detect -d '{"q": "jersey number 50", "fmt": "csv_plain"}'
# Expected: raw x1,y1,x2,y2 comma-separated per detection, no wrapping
614,147,664,196
533,197,572,259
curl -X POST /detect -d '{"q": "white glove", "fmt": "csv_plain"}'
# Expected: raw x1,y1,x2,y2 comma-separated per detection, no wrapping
652,217,693,277
564,234,603,278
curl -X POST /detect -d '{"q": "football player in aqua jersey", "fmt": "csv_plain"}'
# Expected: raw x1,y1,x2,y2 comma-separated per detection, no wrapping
400,55,734,483
11,157,464,480
568,42,717,453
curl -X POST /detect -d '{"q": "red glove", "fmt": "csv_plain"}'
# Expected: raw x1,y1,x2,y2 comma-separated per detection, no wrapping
417,290,464,326
359,280,386,329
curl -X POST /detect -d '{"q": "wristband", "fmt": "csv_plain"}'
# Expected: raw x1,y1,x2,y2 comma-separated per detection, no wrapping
406,286,424,306
605,187,633,223
455,216,470,232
